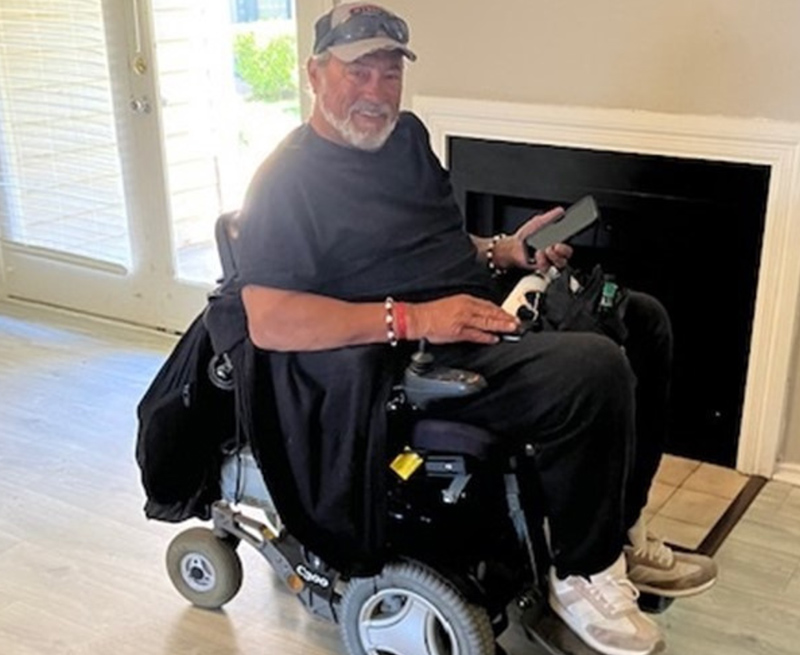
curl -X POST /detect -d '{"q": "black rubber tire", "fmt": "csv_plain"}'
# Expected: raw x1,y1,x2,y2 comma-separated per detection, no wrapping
166,527,243,609
340,561,495,655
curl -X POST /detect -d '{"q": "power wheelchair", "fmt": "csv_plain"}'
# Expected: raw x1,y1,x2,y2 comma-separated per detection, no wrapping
163,212,667,655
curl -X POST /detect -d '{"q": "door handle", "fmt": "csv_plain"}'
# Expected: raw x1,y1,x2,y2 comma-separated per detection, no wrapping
129,96,152,114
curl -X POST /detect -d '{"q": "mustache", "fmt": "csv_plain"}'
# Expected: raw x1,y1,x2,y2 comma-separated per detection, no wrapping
348,100,394,118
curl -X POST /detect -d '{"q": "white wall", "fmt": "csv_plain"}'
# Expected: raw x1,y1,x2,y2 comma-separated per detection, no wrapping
392,0,800,123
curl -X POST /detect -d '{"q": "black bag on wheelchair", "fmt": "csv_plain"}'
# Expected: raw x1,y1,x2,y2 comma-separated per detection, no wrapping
135,312,234,522
540,264,630,345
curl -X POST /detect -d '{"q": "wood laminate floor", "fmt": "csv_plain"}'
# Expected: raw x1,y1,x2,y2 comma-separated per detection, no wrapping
1,300,799,655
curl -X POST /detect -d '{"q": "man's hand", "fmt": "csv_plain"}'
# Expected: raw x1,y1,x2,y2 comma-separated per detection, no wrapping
494,207,574,272
407,294,519,345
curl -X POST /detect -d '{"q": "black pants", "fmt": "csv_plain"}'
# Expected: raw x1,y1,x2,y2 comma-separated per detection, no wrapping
431,292,672,578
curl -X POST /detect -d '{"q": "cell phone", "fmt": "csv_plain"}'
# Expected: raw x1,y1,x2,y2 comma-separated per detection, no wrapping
525,195,600,256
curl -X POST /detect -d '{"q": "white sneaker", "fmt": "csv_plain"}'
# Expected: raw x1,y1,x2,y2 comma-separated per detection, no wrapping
625,517,718,597
549,553,662,655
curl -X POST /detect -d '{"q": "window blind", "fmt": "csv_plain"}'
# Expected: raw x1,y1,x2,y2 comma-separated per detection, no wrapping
0,0,131,269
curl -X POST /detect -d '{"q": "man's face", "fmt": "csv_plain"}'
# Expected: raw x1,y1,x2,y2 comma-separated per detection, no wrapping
309,50,404,151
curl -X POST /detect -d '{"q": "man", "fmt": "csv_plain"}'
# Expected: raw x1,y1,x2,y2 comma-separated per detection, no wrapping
229,4,717,655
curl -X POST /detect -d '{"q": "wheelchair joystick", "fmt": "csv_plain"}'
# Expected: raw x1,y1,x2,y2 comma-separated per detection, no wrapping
408,339,434,374
402,340,487,409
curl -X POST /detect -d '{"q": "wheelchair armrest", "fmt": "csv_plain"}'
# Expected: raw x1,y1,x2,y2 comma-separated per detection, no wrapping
411,419,501,461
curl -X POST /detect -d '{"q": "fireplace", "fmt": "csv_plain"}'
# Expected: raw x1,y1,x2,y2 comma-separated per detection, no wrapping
448,137,770,466
414,96,800,479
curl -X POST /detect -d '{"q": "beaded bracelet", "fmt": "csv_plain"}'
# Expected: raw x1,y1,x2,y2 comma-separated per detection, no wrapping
384,297,397,346
486,233,507,277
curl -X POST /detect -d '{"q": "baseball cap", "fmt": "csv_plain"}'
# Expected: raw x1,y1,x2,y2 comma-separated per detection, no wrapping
313,3,417,63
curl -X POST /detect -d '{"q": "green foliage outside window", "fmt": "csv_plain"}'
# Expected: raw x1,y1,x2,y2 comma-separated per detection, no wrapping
233,32,297,102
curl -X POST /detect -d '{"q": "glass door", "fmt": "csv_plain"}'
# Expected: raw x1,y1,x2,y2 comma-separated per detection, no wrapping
151,0,303,287
0,0,190,328
0,0,319,332
0,0,145,317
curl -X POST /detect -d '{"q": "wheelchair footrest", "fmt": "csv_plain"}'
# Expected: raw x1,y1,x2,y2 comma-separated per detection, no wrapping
521,604,603,655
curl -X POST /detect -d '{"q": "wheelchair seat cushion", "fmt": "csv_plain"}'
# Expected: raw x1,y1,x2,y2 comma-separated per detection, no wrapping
410,419,503,461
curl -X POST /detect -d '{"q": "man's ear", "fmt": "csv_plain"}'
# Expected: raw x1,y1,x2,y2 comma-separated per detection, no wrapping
307,58,321,94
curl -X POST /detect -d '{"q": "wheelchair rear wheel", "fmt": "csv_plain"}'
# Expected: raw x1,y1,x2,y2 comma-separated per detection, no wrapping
166,527,243,609
340,561,495,655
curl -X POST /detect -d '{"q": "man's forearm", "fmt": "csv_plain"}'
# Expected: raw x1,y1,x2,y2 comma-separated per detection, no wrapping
242,285,388,351
241,284,520,351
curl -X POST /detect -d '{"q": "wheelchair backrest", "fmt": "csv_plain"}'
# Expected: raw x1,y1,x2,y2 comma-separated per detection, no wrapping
215,211,240,283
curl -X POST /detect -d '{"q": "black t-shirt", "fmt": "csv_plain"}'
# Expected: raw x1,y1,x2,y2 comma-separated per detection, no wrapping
234,112,496,303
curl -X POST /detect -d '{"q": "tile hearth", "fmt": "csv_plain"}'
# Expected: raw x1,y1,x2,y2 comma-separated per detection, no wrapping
644,455,750,550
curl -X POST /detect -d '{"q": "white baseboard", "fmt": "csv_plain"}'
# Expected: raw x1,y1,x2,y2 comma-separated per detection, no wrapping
772,462,800,487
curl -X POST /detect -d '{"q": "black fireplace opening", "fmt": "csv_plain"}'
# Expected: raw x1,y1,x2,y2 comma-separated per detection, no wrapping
449,137,771,467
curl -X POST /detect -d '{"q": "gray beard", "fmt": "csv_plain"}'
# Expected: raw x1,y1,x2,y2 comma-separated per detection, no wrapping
319,98,398,152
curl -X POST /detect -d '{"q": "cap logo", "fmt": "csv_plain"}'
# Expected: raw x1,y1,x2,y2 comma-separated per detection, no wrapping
349,6,384,18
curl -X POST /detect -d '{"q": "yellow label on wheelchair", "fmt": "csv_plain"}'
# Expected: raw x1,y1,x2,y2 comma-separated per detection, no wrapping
390,449,424,480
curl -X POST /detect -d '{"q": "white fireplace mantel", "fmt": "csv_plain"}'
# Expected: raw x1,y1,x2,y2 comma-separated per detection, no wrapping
414,95,800,481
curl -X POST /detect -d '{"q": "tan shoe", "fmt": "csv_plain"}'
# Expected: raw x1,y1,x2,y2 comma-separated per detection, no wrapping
625,517,718,598
549,553,663,655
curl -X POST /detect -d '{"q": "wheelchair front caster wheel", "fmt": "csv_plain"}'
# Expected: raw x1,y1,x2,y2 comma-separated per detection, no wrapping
340,561,495,655
166,527,243,609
